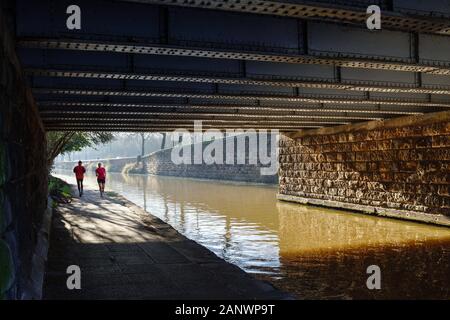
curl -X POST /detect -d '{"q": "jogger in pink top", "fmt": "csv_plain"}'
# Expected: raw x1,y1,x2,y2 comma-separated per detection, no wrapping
95,162,106,197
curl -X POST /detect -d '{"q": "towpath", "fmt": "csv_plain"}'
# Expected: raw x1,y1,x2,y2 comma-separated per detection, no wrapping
43,185,290,300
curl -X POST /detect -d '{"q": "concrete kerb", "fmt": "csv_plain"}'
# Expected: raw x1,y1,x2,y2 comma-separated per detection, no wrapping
277,193,450,228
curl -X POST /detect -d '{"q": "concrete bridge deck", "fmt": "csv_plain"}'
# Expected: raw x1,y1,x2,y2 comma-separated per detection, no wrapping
43,185,289,300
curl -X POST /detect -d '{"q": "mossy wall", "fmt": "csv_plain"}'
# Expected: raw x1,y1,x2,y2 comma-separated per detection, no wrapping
0,1,48,299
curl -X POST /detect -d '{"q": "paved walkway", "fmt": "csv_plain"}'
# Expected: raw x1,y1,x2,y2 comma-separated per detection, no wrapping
43,185,289,299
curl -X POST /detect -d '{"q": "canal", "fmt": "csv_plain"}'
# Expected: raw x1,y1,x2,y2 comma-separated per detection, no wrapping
53,169,450,299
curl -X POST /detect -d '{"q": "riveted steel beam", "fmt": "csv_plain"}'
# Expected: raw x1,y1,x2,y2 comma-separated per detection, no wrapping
41,118,348,128
36,101,425,116
41,119,337,131
18,39,450,74
43,123,323,128
33,88,450,109
44,128,314,132
26,69,450,95
118,0,450,35
38,105,383,121
43,125,319,132
38,113,369,123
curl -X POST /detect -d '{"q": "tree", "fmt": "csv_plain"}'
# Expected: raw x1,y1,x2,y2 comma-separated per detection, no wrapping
160,132,179,149
46,131,115,169
125,132,157,157
139,132,153,157
161,132,167,150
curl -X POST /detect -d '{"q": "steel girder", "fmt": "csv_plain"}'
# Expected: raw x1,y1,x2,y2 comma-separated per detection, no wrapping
117,0,450,35
16,1,450,73
36,103,426,116
15,1,450,69
17,39,450,75
27,69,450,95
43,126,322,131
37,106,387,121
33,88,450,109
14,0,450,131
41,118,350,126
38,111,374,122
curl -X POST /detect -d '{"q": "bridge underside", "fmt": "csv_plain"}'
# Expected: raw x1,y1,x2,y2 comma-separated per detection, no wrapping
13,0,450,131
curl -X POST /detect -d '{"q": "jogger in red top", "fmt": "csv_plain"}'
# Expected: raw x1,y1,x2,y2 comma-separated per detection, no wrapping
95,162,106,197
73,161,86,197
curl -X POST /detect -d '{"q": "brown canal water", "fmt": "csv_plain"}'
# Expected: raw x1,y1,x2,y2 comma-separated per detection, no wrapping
54,170,450,299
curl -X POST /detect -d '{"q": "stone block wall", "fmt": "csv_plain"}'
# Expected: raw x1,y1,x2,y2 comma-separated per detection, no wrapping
278,111,450,226
55,157,137,173
55,135,279,184
145,134,278,184
0,1,49,299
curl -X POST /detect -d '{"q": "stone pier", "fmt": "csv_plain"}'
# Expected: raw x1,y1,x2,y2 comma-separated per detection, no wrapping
278,111,450,227
0,1,49,299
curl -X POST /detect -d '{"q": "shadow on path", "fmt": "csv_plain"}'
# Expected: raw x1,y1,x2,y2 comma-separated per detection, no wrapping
43,186,291,300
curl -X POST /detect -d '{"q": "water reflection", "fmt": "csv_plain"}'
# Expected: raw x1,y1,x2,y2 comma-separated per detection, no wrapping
276,203,450,299
277,202,450,254
53,170,450,299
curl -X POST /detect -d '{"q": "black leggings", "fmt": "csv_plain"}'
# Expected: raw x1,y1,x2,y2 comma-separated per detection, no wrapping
76,179,84,192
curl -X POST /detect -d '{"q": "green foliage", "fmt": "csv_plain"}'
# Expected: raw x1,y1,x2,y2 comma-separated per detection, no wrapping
48,131,114,155
46,131,115,168
48,176,72,203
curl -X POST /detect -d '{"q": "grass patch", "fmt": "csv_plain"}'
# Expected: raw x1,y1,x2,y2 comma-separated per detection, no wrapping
49,175,72,204
105,191,118,197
